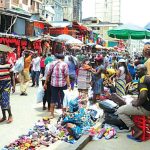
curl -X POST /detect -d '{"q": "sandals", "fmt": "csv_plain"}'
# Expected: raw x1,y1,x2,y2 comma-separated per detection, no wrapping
50,114,54,119
0,117,6,123
7,117,13,123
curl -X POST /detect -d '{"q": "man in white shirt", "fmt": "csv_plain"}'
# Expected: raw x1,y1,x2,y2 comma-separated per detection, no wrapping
31,52,41,87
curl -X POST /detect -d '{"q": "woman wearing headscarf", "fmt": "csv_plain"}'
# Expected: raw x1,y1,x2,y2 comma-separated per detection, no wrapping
90,54,105,102
115,59,128,97
0,51,15,123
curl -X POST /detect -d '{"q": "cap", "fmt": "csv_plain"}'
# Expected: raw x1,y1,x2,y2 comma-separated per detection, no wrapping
118,59,126,63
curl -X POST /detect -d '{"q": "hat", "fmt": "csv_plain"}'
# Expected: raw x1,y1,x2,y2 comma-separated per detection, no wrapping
118,59,126,63
55,53,64,59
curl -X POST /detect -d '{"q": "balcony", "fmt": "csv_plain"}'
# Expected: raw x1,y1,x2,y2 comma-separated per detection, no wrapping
12,0,19,5
0,0,5,8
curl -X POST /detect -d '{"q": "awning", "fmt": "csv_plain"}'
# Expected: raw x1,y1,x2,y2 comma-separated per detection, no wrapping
50,21,72,28
45,6,55,15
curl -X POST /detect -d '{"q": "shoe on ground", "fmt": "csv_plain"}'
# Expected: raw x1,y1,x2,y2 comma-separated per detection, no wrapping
31,84,35,87
20,92,27,96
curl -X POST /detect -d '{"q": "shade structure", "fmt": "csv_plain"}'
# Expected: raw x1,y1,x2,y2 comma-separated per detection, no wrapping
0,44,15,52
107,24,150,39
55,34,75,42
65,38,83,45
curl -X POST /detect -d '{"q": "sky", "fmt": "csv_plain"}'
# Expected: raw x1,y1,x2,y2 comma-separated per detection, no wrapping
82,0,150,27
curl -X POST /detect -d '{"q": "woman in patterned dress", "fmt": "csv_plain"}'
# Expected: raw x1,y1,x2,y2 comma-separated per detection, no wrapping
0,51,15,123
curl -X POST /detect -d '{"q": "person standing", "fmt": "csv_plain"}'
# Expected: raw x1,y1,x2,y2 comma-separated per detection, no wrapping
44,52,54,66
31,52,41,87
44,53,70,119
115,59,128,97
40,54,46,77
0,51,15,123
19,51,32,96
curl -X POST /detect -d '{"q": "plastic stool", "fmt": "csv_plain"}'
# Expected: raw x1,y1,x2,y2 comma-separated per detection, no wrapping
132,115,150,141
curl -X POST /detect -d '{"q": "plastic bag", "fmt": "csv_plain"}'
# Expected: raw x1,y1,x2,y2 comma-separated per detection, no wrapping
36,87,44,103
63,89,79,108
13,57,24,73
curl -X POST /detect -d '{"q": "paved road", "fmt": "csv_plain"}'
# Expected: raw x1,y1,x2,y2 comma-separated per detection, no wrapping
83,133,150,150
0,82,60,149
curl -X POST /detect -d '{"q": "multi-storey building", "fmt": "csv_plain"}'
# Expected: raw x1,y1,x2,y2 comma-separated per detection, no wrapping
95,0,121,23
73,0,83,22
0,0,43,13
62,0,73,21
43,0,63,21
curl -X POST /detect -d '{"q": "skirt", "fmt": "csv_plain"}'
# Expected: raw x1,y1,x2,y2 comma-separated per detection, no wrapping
0,80,11,109
116,79,126,97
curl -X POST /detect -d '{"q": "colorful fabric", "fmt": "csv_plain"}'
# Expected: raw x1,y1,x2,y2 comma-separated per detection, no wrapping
116,79,126,97
49,61,69,87
0,64,11,81
0,80,11,109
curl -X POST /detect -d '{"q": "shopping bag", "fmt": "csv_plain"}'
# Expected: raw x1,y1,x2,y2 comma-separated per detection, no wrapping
36,87,44,103
13,57,24,73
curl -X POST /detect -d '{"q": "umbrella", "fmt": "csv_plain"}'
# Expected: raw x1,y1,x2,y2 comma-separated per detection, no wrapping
55,34,75,42
107,24,150,39
0,44,15,52
65,38,83,45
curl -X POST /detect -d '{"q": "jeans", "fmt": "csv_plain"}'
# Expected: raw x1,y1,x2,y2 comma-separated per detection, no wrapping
31,71,40,86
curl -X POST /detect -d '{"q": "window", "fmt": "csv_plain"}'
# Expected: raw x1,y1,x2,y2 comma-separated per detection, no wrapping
22,0,28,5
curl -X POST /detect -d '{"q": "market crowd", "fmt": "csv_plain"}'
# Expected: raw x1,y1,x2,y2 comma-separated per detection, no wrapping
1,42,150,141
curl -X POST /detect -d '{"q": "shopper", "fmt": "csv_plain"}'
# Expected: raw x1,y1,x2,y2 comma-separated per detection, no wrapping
31,52,41,87
44,53,70,119
0,51,15,123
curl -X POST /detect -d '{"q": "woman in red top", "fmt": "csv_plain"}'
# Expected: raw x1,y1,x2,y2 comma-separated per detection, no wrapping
40,54,46,77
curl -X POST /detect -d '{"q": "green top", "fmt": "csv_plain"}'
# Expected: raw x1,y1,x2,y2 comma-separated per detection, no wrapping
44,57,54,65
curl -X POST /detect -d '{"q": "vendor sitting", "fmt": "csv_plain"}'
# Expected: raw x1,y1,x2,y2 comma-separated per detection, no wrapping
61,99,93,140
117,64,150,140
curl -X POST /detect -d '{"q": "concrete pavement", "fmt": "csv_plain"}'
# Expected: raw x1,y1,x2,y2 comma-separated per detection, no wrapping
83,132,150,150
0,82,59,149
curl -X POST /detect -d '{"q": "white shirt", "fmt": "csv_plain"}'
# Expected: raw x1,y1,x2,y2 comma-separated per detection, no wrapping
32,56,41,71
43,63,51,80
118,66,125,80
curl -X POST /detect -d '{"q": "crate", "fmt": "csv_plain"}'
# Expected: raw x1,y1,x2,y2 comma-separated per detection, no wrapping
132,115,150,141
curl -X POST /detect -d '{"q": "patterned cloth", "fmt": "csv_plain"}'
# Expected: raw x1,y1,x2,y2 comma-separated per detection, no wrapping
0,80,11,109
116,79,126,97
49,60,69,87
0,64,11,81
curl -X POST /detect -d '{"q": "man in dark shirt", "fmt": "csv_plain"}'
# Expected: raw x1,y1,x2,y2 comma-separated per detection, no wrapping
117,64,150,140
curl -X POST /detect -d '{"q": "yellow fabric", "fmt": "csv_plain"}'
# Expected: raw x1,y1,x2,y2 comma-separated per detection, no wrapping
140,76,145,83
24,55,32,72
144,58,150,75
106,68,116,76
140,88,148,92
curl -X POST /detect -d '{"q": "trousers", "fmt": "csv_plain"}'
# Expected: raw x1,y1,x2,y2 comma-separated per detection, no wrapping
117,104,150,128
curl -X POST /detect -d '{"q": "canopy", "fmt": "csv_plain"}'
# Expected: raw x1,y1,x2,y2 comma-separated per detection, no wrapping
55,34,74,42
0,44,15,52
107,24,150,39
65,38,83,45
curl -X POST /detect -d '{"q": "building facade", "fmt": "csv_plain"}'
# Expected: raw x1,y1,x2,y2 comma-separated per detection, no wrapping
95,0,121,23
0,0,43,13
44,0,63,21
73,0,83,22
62,0,73,21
